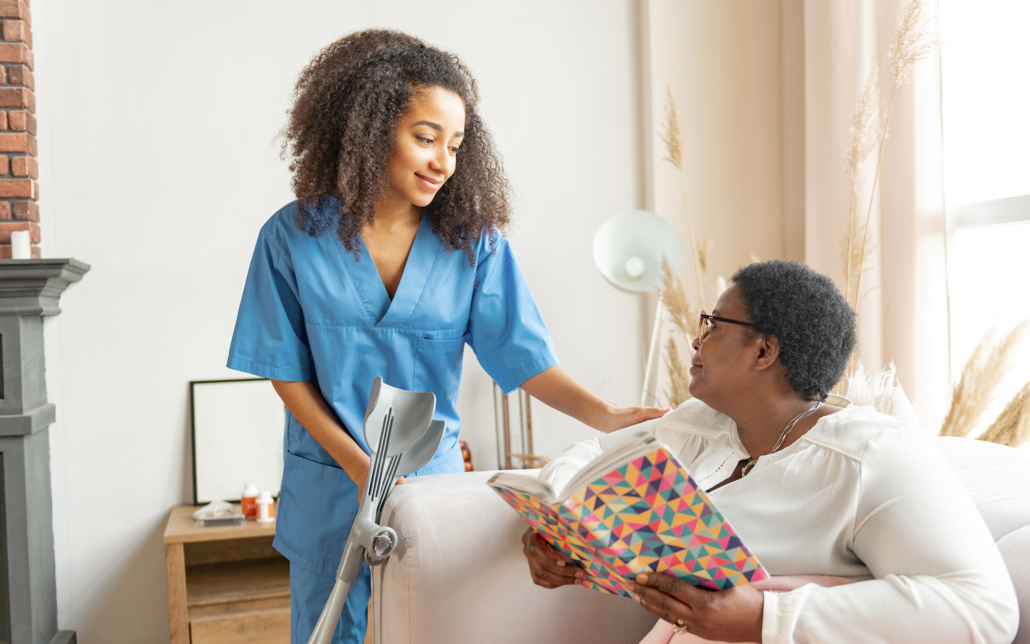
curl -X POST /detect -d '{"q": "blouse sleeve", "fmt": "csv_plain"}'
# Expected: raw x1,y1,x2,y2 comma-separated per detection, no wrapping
762,429,1018,644
226,231,312,381
466,234,559,393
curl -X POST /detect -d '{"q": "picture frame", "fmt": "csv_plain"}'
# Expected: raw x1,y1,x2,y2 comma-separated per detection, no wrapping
189,377,286,506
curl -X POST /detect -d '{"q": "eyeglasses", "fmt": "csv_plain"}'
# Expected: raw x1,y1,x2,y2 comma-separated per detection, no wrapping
698,311,754,343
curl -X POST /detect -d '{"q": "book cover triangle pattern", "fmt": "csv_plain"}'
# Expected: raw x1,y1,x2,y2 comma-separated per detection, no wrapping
491,447,768,597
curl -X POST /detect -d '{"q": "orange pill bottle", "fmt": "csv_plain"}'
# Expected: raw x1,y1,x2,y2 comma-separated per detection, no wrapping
241,483,259,518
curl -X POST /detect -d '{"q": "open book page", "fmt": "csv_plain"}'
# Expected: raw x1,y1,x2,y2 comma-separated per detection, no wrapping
556,432,662,503
539,417,663,497
487,471,558,504
486,430,659,504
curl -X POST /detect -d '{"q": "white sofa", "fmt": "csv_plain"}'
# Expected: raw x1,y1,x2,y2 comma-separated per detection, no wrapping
370,437,1030,644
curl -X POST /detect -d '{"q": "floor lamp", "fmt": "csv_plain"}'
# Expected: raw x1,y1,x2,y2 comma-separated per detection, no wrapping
593,210,684,406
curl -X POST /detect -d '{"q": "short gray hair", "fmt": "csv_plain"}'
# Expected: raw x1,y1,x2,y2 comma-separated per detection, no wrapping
731,260,856,400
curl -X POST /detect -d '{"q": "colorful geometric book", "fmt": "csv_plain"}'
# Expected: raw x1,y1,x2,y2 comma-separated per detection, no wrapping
488,432,767,597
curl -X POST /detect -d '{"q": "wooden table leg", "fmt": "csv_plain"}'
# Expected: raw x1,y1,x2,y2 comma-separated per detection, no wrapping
165,542,190,644
365,602,373,644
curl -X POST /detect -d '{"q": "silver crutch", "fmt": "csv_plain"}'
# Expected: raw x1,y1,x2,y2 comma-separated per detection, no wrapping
307,376,447,644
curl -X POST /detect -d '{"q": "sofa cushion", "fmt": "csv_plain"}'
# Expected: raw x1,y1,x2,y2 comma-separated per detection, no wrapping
936,437,1030,542
998,524,1030,644
372,471,656,644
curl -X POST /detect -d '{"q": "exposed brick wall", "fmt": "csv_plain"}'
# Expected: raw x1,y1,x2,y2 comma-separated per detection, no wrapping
0,0,37,258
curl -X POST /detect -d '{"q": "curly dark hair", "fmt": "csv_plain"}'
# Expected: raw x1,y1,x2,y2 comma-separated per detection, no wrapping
731,260,856,401
280,29,511,260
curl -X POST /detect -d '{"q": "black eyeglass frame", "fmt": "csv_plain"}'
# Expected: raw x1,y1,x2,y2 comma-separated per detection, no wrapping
698,311,754,342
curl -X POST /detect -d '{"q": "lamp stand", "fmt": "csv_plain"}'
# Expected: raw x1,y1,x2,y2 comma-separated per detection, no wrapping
640,295,663,406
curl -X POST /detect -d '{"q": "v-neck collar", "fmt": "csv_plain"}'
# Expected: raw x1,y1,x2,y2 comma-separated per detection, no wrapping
352,212,442,328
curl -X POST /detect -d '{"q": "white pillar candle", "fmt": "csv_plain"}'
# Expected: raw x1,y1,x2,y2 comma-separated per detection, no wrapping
11,230,30,259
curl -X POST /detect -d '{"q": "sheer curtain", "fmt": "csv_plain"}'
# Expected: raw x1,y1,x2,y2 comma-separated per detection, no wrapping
643,0,951,432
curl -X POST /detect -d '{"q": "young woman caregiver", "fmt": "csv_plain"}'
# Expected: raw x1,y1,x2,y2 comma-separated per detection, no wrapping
227,29,666,644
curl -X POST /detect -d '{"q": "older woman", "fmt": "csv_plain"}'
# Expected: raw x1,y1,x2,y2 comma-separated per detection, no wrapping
522,260,1018,643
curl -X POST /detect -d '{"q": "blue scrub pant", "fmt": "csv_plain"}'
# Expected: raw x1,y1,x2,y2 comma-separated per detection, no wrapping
291,560,370,644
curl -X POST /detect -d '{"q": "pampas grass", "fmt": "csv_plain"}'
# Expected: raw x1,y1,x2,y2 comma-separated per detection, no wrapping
977,381,1030,448
842,68,881,302
851,0,937,322
657,86,712,407
698,235,714,273
660,87,707,312
845,362,919,426
659,255,696,408
660,256,697,340
889,0,938,85
663,336,692,408
658,86,684,170
940,321,1028,437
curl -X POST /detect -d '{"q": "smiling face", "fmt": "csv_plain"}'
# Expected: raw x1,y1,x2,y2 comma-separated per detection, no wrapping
688,285,765,409
383,85,466,209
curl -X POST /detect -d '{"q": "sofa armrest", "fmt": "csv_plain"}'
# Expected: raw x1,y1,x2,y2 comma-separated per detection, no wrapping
371,471,656,644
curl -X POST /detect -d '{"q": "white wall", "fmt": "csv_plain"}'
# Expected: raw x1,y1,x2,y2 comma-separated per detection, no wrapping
33,1,646,641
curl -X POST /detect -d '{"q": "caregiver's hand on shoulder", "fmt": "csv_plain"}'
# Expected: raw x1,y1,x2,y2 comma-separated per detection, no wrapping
633,573,764,643
521,528,584,589
599,405,670,433
520,367,670,434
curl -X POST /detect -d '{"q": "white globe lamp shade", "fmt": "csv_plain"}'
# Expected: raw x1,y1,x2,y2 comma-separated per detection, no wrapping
592,210,684,292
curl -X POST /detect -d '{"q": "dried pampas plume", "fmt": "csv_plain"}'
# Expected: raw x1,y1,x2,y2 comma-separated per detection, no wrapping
750,252,761,264
940,321,1028,437
842,68,881,301
658,87,706,311
663,336,692,409
853,0,937,312
659,255,697,341
659,255,696,409
889,0,938,85
698,235,714,273
842,68,882,190
658,86,684,171
977,381,1030,448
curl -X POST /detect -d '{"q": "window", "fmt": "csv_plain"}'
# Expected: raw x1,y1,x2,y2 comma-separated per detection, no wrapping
942,1,1030,437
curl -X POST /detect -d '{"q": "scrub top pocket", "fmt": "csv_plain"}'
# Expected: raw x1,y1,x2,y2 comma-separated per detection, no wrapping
275,450,360,575
412,336,467,405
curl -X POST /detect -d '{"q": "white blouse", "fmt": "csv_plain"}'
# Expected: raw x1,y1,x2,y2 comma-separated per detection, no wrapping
539,399,1019,644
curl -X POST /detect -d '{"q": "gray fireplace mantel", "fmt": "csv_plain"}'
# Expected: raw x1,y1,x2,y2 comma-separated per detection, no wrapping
0,260,90,318
0,258,87,644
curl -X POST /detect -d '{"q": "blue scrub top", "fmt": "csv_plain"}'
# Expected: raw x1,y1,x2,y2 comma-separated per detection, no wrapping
227,200,559,574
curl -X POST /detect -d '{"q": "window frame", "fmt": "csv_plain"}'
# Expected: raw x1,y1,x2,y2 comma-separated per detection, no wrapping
953,194,1030,229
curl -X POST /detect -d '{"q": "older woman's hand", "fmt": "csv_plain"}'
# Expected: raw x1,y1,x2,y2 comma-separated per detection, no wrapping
521,528,585,589
633,572,764,643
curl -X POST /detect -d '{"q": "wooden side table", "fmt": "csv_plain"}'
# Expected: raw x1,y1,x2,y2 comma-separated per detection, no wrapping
163,505,289,644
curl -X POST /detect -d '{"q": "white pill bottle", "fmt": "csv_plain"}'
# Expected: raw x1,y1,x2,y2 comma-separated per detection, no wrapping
256,490,275,523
